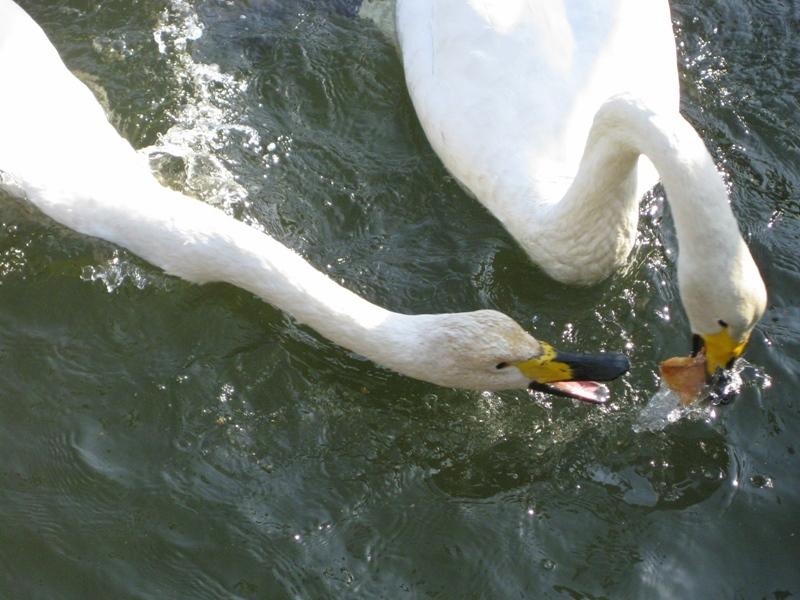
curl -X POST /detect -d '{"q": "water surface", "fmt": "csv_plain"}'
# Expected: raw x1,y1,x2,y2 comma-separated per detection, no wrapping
1,0,799,597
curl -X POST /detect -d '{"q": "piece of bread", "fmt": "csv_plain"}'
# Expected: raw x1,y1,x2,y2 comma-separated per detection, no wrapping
659,354,706,405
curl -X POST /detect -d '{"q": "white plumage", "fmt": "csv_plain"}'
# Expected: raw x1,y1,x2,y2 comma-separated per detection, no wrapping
0,0,629,399
396,0,766,373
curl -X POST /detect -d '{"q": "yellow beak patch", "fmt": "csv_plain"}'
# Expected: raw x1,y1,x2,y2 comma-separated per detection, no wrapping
701,328,749,375
513,342,574,383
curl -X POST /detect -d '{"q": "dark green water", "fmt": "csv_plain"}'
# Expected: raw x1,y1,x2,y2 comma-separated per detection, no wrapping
1,1,798,597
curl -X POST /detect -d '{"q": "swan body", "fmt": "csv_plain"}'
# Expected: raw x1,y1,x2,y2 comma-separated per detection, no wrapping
397,0,767,373
0,0,628,398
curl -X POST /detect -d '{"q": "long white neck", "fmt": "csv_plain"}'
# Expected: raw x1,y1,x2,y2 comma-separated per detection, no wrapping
19,173,445,378
511,95,744,286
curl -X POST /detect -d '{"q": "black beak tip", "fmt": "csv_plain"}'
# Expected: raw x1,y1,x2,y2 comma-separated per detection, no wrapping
606,352,631,380
567,351,630,382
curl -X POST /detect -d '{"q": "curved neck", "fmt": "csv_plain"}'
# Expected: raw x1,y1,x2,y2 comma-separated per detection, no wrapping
520,95,743,285
23,175,437,378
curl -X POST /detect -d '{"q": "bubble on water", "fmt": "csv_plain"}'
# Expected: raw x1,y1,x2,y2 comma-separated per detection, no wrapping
540,558,556,571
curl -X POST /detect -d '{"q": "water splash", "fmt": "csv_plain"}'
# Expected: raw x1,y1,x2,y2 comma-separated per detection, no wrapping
79,2,273,299
633,359,772,432
632,384,717,433
143,0,254,215
80,250,150,293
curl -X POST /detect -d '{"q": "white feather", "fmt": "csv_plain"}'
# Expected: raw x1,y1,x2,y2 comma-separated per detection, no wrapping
0,0,571,391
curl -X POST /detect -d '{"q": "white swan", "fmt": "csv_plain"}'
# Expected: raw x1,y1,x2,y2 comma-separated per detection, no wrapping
0,0,628,402
396,0,767,376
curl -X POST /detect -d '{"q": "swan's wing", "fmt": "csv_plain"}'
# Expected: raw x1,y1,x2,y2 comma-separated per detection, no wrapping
397,0,679,206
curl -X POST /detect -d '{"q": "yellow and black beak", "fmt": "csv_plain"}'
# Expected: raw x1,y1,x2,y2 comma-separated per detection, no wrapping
690,327,750,404
514,342,630,404
693,327,749,378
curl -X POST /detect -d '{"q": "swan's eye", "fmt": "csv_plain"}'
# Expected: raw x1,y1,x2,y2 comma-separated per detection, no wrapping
718,319,728,328
496,362,509,370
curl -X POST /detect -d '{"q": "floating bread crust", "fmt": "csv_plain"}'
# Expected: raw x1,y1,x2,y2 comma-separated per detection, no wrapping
659,354,707,405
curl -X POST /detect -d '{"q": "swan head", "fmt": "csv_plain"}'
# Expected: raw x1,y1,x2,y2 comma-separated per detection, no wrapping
415,310,629,402
679,239,767,376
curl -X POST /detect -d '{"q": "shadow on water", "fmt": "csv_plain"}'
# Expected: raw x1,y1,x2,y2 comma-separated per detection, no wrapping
430,421,730,512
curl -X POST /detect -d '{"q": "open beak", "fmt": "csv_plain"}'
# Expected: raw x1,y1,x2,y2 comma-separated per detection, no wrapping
515,343,630,404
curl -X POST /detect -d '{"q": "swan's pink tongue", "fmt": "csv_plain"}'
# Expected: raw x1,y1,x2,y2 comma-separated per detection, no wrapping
548,381,610,404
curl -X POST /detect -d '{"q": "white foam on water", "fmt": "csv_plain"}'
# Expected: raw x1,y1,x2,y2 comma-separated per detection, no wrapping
144,0,254,215
87,0,267,293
